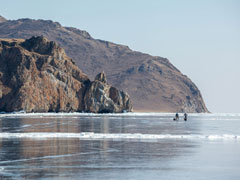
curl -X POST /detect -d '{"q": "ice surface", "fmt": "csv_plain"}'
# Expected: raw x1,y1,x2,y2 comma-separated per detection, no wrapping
0,113,240,180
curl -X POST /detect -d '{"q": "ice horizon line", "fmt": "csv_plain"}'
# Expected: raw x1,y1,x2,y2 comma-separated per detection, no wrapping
1,111,240,117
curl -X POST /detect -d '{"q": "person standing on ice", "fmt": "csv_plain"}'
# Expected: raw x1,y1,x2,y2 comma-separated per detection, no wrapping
184,113,188,121
173,113,179,121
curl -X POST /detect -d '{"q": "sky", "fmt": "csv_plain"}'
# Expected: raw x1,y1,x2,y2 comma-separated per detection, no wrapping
1,0,240,113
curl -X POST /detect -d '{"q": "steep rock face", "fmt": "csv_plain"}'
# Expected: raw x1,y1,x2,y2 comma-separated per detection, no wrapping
0,16,208,112
84,72,132,113
0,36,132,113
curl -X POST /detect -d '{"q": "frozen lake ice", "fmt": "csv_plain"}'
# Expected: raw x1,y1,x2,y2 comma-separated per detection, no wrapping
0,113,239,179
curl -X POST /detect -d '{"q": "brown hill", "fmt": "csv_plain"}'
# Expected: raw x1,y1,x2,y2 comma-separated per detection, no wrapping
0,16,208,112
0,16,7,23
0,36,132,113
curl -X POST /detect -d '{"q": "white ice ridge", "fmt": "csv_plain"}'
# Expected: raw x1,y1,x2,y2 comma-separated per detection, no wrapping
0,132,239,141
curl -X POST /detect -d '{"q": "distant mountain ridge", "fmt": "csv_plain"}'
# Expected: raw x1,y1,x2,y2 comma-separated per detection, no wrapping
0,16,208,112
0,16,7,23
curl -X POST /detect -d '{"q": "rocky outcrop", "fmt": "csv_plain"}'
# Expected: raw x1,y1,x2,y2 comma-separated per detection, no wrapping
84,72,132,113
0,36,132,113
95,71,107,83
0,16,208,112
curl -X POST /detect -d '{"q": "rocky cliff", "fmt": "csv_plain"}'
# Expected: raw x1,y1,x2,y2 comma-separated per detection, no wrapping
0,36,133,113
84,72,132,113
0,16,208,112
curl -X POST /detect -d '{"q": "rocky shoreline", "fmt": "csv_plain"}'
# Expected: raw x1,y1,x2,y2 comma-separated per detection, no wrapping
0,36,133,113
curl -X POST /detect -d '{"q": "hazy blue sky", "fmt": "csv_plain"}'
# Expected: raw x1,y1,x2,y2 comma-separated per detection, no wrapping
1,0,240,112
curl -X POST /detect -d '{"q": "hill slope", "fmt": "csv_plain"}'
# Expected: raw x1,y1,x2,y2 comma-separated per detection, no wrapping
0,16,208,112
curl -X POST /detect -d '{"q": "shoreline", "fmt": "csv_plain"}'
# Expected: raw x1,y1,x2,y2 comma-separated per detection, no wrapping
1,112,239,118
